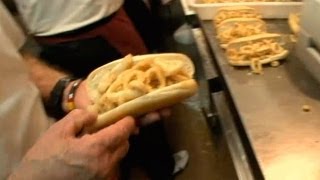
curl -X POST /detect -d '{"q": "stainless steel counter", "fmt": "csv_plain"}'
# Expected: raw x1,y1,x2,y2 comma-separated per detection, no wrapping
201,20,320,179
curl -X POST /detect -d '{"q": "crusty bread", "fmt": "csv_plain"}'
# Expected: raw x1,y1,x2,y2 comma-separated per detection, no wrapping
226,33,289,66
84,53,198,133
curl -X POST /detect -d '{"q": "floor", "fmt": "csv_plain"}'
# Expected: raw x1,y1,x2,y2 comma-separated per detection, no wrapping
162,42,237,180
166,94,237,180
158,2,238,179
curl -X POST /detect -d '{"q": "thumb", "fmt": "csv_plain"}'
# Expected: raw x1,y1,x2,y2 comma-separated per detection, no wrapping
62,109,97,137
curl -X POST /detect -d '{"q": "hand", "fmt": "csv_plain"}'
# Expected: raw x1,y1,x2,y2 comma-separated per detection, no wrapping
9,109,137,180
74,81,172,127
138,108,171,127
73,80,91,109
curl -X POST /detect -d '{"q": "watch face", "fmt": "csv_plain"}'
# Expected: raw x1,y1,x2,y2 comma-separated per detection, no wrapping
47,77,75,119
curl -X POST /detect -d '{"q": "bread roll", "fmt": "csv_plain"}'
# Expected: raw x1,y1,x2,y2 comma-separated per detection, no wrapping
216,18,267,48
84,53,198,133
214,6,261,26
226,33,289,66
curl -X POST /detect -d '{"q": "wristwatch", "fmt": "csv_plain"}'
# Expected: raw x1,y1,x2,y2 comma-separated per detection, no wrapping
47,76,76,119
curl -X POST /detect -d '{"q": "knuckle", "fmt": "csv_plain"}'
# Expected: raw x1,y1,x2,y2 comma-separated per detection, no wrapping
68,109,96,122
88,140,105,156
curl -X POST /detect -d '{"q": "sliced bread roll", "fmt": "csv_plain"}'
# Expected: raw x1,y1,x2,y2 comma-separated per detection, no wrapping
84,53,198,133
225,33,289,73
216,18,267,48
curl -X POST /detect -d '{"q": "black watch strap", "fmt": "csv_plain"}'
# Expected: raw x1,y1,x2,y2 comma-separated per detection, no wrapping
47,76,76,119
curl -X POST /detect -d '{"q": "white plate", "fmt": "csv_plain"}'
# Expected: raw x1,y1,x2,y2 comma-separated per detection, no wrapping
188,0,303,20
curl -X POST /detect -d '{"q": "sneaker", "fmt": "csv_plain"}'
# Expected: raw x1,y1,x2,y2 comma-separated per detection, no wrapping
172,150,189,175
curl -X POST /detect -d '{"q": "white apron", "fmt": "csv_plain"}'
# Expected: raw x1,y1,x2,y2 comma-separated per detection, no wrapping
0,2,51,178
14,0,123,36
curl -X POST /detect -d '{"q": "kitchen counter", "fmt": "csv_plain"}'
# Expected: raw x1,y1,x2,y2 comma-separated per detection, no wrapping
200,19,320,180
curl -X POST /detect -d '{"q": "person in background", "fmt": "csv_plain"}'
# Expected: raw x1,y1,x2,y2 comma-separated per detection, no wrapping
0,2,168,179
123,0,163,53
13,1,177,179
14,0,149,77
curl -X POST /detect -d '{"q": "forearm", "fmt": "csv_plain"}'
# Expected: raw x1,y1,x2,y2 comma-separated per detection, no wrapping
22,53,87,118
23,54,68,102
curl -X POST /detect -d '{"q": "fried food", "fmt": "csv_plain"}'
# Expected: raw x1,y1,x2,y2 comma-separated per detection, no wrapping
85,53,198,132
214,6,261,25
216,18,267,47
225,33,289,73
288,13,300,35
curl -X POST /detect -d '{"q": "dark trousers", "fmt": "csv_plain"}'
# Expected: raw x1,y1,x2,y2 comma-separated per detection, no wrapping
40,36,121,77
121,121,174,180
123,0,163,52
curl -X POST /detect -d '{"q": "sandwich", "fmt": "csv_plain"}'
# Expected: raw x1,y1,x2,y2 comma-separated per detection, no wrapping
216,18,267,48
214,6,261,26
84,53,198,133
225,33,289,73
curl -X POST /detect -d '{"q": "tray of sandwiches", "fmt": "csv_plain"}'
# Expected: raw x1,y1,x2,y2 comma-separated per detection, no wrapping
212,6,296,74
187,0,303,20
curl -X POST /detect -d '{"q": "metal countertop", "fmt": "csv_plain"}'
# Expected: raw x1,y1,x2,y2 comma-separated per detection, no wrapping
201,20,320,179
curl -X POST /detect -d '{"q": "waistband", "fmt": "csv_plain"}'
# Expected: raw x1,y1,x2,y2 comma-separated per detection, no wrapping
34,8,120,44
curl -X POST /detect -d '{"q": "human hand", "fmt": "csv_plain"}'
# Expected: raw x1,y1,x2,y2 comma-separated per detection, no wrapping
9,109,137,180
73,80,91,109
138,108,171,126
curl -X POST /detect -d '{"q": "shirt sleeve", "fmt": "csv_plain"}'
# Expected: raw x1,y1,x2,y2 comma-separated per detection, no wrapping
0,1,26,49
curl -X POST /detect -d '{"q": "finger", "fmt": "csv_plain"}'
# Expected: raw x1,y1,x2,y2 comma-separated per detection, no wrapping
111,141,130,161
74,80,91,109
138,112,160,126
63,109,97,137
160,108,171,118
93,116,136,148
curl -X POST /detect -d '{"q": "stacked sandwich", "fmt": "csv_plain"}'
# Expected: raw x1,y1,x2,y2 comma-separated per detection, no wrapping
214,6,289,74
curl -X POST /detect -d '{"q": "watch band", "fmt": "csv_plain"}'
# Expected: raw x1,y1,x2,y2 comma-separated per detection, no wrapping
47,76,76,119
